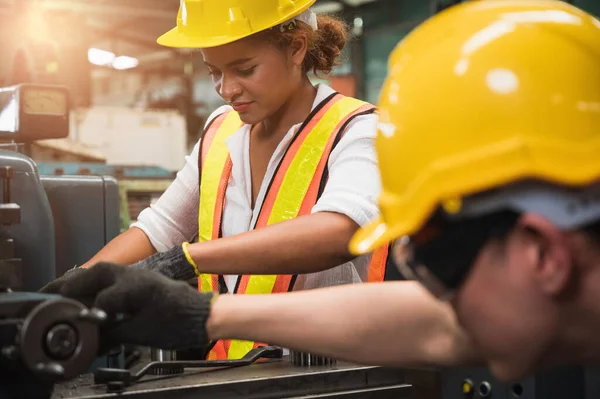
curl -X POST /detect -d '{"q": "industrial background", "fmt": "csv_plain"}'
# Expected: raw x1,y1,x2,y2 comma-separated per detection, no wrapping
0,0,598,229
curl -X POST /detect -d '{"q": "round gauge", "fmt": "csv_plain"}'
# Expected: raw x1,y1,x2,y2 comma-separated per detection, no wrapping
22,88,67,116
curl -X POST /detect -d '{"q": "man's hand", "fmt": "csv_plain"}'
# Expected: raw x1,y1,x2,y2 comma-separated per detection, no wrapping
130,243,199,281
59,262,215,350
39,267,88,295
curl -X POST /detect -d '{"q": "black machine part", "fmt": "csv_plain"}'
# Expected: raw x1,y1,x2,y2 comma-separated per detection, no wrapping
0,150,57,291
442,366,587,399
40,175,120,280
289,350,337,367
0,164,23,292
0,292,105,381
94,346,283,393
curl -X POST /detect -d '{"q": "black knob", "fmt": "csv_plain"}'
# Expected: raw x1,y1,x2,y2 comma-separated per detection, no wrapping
478,381,492,398
45,324,78,360
461,378,474,397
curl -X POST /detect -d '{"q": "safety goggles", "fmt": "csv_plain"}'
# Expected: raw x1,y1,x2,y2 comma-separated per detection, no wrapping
391,209,521,301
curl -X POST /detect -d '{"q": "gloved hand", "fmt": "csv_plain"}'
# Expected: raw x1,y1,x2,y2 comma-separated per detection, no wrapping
130,242,199,281
39,266,88,295
59,262,215,350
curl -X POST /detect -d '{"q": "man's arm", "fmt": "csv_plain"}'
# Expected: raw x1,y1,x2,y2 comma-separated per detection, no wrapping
208,281,483,367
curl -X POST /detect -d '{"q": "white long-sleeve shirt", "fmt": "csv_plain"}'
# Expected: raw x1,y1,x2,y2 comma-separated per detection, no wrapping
132,84,382,292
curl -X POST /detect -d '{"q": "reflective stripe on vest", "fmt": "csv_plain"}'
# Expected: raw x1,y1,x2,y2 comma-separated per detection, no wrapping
198,93,388,360
197,111,244,293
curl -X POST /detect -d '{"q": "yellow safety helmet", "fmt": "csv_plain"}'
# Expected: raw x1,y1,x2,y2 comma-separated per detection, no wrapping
350,0,600,255
158,0,316,48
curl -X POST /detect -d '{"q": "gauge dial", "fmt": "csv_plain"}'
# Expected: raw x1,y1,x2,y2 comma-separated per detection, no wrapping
22,88,67,116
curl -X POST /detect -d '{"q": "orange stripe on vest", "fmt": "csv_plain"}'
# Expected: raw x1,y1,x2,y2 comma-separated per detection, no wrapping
198,93,387,359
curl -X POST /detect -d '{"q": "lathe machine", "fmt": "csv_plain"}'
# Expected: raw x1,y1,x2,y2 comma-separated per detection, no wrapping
1,83,600,399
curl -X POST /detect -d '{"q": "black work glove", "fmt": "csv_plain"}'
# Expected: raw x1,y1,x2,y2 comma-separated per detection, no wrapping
39,266,88,295
130,243,199,281
59,262,215,351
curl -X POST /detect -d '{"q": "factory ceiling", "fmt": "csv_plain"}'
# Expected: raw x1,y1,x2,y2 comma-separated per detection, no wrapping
0,0,382,73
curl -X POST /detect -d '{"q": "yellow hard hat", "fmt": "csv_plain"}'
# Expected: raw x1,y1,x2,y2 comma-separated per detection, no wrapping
158,0,316,48
350,0,600,255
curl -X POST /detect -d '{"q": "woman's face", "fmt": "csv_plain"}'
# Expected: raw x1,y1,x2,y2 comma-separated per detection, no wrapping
202,34,305,125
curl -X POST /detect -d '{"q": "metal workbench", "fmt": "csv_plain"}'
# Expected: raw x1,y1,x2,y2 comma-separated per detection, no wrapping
52,357,440,399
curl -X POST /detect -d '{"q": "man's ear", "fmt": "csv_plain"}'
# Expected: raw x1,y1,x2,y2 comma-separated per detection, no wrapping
288,33,308,67
516,213,573,296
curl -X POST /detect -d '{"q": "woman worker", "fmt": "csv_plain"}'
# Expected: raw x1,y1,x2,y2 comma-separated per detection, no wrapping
42,0,388,360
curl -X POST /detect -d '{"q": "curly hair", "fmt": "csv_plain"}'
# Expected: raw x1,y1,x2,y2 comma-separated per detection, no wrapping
263,14,350,77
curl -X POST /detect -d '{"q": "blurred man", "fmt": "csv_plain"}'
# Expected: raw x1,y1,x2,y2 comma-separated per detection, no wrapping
55,0,600,382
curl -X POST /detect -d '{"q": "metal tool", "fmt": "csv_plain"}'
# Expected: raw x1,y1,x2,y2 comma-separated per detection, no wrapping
94,346,283,393
148,349,183,375
55,360,418,399
289,350,337,367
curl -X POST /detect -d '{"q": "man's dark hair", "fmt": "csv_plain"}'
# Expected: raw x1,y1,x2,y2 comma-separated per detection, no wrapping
583,220,600,243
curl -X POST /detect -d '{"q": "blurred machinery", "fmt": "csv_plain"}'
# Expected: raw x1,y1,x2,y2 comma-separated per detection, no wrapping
0,84,120,285
0,83,115,398
35,162,175,232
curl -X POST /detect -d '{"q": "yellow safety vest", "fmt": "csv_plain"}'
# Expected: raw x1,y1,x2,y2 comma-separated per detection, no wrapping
197,93,388,360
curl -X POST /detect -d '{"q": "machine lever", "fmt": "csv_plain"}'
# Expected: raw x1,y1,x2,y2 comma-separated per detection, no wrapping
0,166,13,203
94,346,283,393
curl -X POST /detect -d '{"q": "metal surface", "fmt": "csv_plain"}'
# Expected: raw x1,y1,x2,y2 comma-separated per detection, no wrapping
289,350,337,367
52,359,417,399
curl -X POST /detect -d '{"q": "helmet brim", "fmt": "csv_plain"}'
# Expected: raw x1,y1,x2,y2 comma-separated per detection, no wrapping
157,0,316,49
157,27,239,49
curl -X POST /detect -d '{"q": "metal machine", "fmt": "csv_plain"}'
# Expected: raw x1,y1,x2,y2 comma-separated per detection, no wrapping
0,83,120,291
0,83,118,398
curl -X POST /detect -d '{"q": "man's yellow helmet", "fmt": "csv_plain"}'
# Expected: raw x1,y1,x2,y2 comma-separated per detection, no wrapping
158,0,316,48
351,0,600,255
